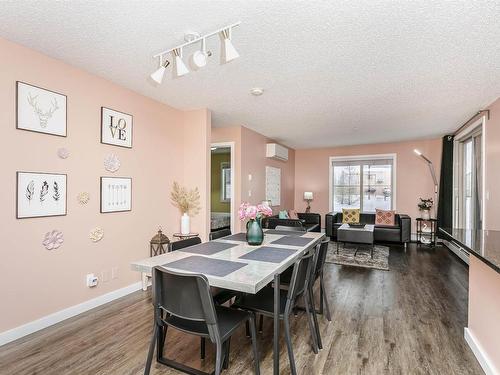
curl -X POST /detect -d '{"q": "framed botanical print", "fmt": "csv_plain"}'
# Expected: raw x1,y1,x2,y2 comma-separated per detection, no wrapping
101,107,133,148
17,172,67,219
16,81,67,137
100,177,132,213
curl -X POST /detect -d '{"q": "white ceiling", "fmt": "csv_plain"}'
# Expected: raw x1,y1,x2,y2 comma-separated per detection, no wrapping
1,1,499,149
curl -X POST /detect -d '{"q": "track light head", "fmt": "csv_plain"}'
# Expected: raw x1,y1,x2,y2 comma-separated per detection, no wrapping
191,38,209,69
150,59,170,84
221,28,239,63
173,48,189,77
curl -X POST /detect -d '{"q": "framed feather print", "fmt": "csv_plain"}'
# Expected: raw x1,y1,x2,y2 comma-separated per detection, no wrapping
100,177,132,213
16,81,67,137
101,107,133,148
17,172,67,219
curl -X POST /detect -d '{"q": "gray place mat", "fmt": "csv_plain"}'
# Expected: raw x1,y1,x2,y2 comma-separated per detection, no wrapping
265,229,305,236
221,232,248,241
270,236,314,247
163,256,247,277
239,246,298,263
178,241,238,255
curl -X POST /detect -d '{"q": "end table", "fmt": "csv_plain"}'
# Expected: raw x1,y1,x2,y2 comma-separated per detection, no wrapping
416,218,437,247
172,232,199,241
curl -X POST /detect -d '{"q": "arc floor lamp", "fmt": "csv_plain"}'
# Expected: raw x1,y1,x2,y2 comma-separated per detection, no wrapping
414,149,438,218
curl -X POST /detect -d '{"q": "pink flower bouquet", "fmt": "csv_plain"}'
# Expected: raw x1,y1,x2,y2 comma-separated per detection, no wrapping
238,202,273,221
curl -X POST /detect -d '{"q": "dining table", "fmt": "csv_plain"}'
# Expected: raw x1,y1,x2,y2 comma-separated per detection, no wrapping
130,228,325,375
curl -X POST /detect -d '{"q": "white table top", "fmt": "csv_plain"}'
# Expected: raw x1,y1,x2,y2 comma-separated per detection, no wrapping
131,230,325,294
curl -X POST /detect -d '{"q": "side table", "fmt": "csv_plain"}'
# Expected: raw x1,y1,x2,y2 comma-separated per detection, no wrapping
172,232,199,241
416,218,437,247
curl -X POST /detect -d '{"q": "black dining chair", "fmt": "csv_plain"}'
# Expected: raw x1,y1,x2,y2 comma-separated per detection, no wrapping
169,236,201,251
144,267,260,375
209,228,232,240
232,250,318,375
275,225,307,232
169,235,237,359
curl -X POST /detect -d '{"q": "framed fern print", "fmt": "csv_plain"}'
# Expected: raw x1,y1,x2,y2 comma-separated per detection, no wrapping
16,81,67,137
17,172,67,219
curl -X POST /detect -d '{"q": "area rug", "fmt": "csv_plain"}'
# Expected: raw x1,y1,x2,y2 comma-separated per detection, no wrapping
326,242,389,271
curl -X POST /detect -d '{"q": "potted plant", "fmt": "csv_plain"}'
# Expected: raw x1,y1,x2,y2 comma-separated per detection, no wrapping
418,197,433,220
238,202,273,245
170,182,201,234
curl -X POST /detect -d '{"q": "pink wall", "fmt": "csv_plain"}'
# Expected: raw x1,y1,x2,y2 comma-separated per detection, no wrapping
0,37,209,333
468,256,500,373
294,138,442,229
484,97,500,230
211,126,295,232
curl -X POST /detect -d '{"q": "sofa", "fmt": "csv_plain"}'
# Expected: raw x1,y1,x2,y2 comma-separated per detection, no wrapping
325,212,411,244
262,212,321,232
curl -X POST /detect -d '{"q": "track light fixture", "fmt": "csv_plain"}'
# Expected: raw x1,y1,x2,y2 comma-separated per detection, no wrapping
150,59,170,84
150,22,240,83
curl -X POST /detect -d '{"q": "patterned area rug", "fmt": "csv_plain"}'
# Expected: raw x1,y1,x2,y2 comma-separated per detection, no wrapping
326,242,390,271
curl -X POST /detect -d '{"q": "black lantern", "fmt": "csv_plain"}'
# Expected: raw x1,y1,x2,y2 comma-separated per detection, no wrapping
150,227,170,257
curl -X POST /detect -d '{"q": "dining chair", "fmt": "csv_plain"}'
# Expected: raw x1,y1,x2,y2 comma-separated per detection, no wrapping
232,249,318,375
209,228,231,240
275,225,307,232
144,266,260,375
169,235,237,359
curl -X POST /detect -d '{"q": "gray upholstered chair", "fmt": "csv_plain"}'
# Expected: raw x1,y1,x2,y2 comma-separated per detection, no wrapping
209,228,232,240
169,236,201,251
275,225,307,232
144,267,260,375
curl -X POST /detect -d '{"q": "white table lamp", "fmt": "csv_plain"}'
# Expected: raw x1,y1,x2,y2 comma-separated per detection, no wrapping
303,192,313,213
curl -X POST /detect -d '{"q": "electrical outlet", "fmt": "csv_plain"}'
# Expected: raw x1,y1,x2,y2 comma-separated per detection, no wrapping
248,190,252,197
111,267,118,279
86,273,98,288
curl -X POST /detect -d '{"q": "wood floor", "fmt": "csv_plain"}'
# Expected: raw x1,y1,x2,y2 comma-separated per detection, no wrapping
0,243,483,374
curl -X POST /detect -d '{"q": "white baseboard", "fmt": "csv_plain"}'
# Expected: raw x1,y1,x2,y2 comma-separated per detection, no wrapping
0,281,143,347
465,327,499,375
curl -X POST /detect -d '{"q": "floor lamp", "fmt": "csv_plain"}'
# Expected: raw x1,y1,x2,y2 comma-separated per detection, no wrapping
414,149,438,218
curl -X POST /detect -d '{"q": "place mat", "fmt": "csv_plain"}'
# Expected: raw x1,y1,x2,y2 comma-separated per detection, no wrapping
270,236,313,247
178,241,238,255
265,229,305,236
239,246,298,263
163,256,247,277
221,232,248,241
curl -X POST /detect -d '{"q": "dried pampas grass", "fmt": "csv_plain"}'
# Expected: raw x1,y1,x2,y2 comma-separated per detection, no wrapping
170,181,201,216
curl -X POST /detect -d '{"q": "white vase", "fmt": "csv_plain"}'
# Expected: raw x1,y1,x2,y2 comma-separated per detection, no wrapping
421,210,430,220
181,213,190,234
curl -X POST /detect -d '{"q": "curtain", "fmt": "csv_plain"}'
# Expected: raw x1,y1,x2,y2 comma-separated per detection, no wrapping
474,134,482,229
437,135,454,233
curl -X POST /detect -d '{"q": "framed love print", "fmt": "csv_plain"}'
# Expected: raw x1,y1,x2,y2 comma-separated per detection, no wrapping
100,177,132,213
17,172,67,219
16,81,67,137
101,107,133,148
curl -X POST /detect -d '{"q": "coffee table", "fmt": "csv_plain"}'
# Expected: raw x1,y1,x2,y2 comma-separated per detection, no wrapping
337,223,375,258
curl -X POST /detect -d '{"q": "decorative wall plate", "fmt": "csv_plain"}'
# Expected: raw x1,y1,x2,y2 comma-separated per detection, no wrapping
77,192,90,205
42,229,64,250
104,153,120,172
57,147,69,159
89,227,104,242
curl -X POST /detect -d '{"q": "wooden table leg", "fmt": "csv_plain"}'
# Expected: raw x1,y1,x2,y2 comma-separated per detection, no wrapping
273,273,280,375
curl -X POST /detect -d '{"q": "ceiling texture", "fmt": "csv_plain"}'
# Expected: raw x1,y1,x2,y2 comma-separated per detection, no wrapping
0,1,499,149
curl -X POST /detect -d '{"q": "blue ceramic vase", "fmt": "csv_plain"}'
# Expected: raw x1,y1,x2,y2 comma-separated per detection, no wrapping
246,219,264,245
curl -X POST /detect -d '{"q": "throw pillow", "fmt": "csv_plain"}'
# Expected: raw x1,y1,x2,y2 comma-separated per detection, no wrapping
375,209,396,226
288,209,299,219
342,208,360,223
278,210,289,219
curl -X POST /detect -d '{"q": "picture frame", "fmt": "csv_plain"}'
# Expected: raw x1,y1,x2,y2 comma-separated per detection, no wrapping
100,107,133,148
17,172,67,219
16,81,67,137
100,177,132,213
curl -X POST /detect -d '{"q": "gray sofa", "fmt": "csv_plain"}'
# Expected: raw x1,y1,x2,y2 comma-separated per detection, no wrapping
325,212,411,245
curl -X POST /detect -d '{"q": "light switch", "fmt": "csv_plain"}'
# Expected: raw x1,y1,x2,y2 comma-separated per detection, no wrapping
248,190,252,197
248,174,252,181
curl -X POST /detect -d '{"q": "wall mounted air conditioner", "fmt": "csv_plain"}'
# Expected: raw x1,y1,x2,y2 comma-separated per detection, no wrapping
266,143,288,161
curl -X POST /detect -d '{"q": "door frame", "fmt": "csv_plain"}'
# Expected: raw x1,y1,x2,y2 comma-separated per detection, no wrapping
211,142,235,233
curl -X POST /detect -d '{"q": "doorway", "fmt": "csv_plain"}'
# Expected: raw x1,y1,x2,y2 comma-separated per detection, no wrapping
210,143,235,233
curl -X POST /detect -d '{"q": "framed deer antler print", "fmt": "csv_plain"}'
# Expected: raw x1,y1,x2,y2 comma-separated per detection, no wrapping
16,81,67,137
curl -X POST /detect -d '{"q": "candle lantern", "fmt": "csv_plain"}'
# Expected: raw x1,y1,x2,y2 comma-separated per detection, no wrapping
150,227,170,257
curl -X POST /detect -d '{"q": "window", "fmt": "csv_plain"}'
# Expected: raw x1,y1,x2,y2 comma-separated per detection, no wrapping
330,155,395,213
220,162,231,202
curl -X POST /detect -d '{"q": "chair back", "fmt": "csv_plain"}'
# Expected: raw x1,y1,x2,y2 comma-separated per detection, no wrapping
152,266,219,338
209,228,231,240
170,236,201,251
287,249,315,300
275,225,307,232
314,239,329,278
